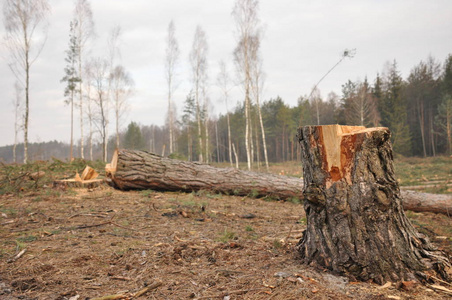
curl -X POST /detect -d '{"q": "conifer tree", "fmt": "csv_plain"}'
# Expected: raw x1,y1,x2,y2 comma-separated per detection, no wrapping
61,20,81,161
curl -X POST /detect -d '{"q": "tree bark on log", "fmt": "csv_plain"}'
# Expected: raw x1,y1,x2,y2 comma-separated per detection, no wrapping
296,125,451,284
401,190,452,216
106,149,452,216
106,149,303,200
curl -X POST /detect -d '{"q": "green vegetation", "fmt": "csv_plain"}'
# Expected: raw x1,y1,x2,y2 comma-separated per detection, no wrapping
394,156,452,193
0,158,106,195
216,228,236,243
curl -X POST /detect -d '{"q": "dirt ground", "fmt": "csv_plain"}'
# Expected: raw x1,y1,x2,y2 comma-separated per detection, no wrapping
1,183,451,299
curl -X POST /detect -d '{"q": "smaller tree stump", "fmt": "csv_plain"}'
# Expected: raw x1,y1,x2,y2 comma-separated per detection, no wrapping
297,125,451,284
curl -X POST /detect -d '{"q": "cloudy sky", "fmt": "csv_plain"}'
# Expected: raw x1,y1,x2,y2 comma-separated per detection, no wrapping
1,0,452,148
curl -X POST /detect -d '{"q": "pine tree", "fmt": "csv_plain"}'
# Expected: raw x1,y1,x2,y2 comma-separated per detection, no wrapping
61,20,81,161
381,61,411,155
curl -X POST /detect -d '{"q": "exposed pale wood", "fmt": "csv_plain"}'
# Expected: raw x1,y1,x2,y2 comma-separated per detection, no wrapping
105,150,118,177
53,178,104,189
80,165,98,180
297,125,451,284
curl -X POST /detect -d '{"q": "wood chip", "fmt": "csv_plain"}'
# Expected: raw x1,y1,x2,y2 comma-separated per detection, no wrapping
377,281,392,289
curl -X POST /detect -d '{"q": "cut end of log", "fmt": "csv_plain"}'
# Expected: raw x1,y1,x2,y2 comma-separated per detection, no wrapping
105,150,118,177
314,125,388,186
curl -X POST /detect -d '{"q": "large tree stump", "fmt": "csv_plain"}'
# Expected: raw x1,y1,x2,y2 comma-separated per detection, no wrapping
297,125,451,284
106,149,303,200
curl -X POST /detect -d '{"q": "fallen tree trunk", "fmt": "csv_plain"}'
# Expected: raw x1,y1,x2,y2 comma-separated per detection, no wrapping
296,125,450,283
106,149,303,200
106,149,452,216
400,190,452,216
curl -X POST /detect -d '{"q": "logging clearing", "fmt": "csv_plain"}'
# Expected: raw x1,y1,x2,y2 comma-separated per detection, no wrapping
0,155,452,299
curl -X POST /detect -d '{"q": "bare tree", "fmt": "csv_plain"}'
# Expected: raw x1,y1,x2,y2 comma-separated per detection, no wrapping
104,25,122,159
87,57,109,162
311,86,321,125
12,81,23,163
232,0,260,170
165,20,180,154
344,79,378,127
3,0,51,162
189,25,208,162
217,61,234,167
84,63,95,160
110,65,133,149
74,0,95,159
249,33,269,171
202,83,210,163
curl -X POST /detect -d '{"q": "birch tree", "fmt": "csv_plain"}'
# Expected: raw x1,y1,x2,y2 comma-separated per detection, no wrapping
88,57,109,162
189,25,208,162
74,0,95,159
249,33,269,171
12,82,23,163
2,0,51,162
165,20,180,154
110,65,133,149
105,25,122,159
217,61,234,167
232,0,260,170
84,63,95,160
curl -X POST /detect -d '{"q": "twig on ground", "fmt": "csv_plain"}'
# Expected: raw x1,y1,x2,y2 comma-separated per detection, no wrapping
132,281,162,297
89,281,162,300
284,225,294,242
195,288,267,299
7,248,27,263
428,284,452,296
69,213,108,219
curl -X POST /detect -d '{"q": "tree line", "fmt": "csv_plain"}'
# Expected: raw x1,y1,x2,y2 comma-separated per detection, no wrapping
3,0,451,167
119,54,452,167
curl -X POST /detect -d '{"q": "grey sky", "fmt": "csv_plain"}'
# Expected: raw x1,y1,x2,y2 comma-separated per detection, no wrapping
1,0,451,148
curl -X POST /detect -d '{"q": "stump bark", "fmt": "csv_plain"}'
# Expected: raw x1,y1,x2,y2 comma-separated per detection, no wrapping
106,149,303,200
297,125,451,284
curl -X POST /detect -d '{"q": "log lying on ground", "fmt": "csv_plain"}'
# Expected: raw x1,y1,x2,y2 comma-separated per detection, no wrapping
297,125,450,283
106,149,303,200
401,190,452,216
106,149,452,216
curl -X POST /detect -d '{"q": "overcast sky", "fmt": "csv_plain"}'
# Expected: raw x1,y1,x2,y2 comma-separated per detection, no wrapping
1,0,452,148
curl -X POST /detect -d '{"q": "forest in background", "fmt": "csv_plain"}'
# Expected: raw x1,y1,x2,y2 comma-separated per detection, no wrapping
2,0,451,167
1,53,452,166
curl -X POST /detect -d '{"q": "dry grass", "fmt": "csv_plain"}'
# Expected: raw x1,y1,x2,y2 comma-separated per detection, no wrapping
0,159,451,299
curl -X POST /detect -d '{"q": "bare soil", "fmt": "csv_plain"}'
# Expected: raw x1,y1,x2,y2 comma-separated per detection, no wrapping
1,183,451,299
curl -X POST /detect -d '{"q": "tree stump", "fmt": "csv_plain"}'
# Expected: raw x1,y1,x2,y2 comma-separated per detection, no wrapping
297,125,451,284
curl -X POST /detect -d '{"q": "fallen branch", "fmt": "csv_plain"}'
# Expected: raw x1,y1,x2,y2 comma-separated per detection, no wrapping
7,248,27,263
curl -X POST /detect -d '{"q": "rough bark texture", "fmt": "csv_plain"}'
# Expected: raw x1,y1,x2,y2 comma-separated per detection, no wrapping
296,125,451,284
107,149,303,200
